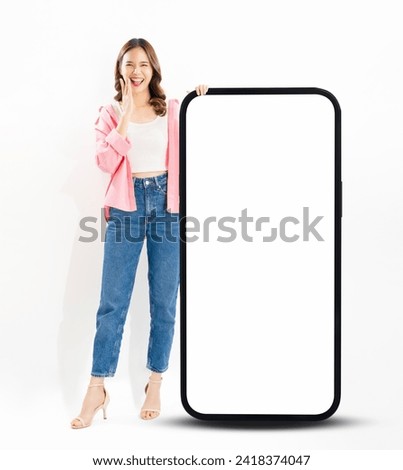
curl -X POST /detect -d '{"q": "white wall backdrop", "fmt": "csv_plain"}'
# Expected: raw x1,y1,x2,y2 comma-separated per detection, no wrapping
0,0,402,467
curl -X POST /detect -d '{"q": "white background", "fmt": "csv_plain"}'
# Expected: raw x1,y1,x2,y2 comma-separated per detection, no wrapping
0,0,402,466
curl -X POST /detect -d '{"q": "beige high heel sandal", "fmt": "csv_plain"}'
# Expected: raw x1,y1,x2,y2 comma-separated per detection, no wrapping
71,383,110,429
140,376,162,420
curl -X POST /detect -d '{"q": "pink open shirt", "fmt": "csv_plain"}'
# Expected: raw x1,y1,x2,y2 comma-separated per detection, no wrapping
94,98,180,222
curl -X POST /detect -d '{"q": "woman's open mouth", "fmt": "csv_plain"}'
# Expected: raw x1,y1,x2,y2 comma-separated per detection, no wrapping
130,79,144,87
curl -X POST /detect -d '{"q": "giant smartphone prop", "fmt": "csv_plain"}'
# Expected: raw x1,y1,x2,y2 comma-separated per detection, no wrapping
180,88,341,420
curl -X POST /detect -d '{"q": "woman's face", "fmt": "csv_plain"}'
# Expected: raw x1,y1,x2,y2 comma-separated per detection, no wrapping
120,47,153,93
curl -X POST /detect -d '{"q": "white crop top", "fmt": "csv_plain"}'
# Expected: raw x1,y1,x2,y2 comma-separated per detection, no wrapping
112,102,168,173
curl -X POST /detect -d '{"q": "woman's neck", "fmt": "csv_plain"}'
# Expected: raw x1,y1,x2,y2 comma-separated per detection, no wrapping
131,90,152,108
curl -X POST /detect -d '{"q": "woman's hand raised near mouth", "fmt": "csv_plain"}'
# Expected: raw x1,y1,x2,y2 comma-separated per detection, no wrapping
119,76,134,118
115,76,134,138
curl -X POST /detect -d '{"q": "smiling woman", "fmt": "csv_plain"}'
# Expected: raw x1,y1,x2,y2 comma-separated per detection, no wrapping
70,36,208,430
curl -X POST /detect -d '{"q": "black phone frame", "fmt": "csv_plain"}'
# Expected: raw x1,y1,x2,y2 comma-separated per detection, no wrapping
179,87,342,421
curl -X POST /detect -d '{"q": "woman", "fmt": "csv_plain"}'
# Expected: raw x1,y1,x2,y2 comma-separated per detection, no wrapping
71,38,208,428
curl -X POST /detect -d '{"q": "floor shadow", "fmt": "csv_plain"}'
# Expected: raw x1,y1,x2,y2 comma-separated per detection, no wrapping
161,415,370,431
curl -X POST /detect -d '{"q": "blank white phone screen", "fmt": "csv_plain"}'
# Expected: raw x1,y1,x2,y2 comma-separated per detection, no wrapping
183,91,338,416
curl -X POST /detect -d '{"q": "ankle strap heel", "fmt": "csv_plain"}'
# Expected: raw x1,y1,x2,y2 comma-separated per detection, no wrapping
71,383,110,429
141,376,162,420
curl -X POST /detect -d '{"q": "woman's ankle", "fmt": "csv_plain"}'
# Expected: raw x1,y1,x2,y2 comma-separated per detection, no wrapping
89,376,105,386
149,372,162,382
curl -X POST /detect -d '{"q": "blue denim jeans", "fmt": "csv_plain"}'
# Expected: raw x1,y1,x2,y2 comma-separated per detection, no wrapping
91,172,180,376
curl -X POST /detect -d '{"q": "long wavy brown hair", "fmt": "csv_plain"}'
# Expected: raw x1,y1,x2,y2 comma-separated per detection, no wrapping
113,38,167,116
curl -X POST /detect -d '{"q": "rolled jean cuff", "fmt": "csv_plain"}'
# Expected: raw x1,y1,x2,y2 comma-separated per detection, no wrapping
91,372,115,378
147,365,168,374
